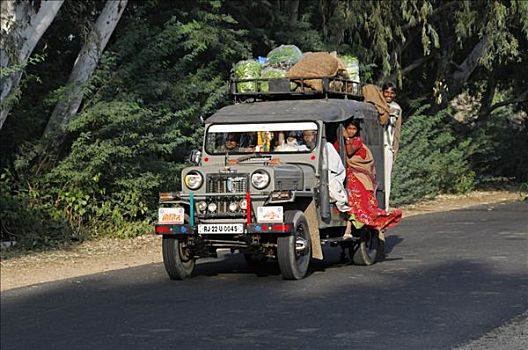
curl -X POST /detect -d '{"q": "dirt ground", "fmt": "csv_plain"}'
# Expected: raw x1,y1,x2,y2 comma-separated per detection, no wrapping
0,190,522,291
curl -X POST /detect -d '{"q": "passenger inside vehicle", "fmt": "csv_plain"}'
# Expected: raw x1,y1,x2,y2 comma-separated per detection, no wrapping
218,133,240,152
239,132,257,152
275,131,302,152
299,130,317,151
324,141,349,212
207,125,318,154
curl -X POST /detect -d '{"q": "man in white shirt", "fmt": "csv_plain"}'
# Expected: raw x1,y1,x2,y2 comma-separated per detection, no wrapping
302,129,349,211
382,82,402,211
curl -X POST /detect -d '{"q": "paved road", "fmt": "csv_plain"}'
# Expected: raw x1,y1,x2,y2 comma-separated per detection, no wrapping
2,201,527,350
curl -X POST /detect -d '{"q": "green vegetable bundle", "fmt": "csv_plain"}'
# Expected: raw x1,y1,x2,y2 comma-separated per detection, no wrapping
264,45,303,70
234,59,262,92
340,55,360,82
260,67,288,92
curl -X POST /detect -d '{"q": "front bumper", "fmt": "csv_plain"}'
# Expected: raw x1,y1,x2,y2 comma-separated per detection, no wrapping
155,223,293,236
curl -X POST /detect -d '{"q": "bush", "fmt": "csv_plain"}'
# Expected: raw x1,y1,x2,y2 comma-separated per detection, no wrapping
0,4,248,249
474,108,528,183
392,106,477,205
41,102,191,236
0,171,74,248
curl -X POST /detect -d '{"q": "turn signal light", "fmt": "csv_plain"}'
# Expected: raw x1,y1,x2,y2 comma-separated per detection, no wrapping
271,224,290,232
271,191,292,200
159,192,176,201
155,226,171,234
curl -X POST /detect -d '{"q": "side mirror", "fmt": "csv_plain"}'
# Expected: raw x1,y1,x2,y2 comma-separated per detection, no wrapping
188,149,201,165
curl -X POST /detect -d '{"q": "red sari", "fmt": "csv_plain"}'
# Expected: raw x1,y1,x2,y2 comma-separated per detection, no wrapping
335,137,402,230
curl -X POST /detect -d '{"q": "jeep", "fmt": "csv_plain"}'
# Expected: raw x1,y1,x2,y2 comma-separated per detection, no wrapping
155,77,387,280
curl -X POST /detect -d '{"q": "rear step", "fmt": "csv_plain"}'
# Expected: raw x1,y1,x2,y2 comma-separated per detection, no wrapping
321,236,359,247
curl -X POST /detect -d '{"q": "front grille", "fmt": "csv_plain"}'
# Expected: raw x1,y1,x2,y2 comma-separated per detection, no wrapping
198,174,249,218
197,197,246,218
207,174,248,193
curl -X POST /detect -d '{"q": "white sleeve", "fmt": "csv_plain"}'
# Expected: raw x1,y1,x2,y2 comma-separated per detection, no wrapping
325,143,346,184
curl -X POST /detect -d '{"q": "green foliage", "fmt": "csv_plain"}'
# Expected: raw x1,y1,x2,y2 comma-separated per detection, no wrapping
392,106,477,205
0,170,74,248
42,100,190,235
474,107,528,182
1,0,526,250
1,1,253,247
224,0,325,54
0,54,47,116
0,55,46,80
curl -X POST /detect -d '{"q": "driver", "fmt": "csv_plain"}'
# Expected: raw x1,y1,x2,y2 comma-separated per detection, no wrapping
219,133,239,152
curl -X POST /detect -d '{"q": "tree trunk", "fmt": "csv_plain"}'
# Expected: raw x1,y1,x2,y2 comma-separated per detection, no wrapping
0,0,64,129
318,0,340,44
446,34,490,101
477,89,528,126
285,0,299,25
43,0,128,138
477,77,497,122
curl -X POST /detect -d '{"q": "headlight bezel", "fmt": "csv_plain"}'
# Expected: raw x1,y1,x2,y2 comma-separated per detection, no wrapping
184,171,203,190
251,170,270,190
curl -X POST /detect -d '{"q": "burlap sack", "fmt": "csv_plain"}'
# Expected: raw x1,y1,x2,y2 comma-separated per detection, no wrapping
287,52,341,91
362,84,390,125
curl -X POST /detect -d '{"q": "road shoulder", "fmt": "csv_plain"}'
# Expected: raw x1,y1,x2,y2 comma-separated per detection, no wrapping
0,190,521,291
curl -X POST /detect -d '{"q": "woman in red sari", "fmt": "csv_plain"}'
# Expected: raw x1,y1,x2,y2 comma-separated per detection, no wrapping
335,119,402,258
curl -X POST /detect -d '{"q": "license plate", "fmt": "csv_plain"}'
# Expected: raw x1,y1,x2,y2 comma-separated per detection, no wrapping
257,206,283,223
198,224,244,234
158,207,184,224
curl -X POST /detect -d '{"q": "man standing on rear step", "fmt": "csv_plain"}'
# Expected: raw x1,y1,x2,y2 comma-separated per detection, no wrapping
381,82,402,212
375,82,403,261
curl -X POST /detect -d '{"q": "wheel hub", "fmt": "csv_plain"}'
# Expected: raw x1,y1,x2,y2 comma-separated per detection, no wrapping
295,237,308,254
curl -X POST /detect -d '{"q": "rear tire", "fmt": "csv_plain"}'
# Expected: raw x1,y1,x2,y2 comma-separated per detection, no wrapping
350,228,379,266
162,236,195,280
277,210,312,280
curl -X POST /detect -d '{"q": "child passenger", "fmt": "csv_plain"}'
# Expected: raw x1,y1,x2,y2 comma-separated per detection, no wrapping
275,131,301,152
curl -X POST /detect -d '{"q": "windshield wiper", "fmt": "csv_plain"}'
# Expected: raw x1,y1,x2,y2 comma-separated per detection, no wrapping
225,152,270,165
235,153,258,163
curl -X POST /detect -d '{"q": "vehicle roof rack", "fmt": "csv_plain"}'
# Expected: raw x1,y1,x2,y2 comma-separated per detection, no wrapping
228,76,364,103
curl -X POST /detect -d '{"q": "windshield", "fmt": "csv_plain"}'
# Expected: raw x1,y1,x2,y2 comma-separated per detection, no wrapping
205,122,318,155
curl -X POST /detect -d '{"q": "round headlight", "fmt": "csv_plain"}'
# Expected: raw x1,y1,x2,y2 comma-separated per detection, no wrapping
228,201,239,212
239,198,247,210
207,202,217,212
184,171,203,190
251,170,270,189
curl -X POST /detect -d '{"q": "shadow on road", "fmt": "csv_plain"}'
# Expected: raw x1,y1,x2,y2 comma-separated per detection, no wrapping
2,258,527,350
385,234,404,255
2,201,527,350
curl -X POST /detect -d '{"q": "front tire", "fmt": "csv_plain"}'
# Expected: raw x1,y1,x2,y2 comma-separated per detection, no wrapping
277,210,312,280
350,228,379,266
162,237,195,280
